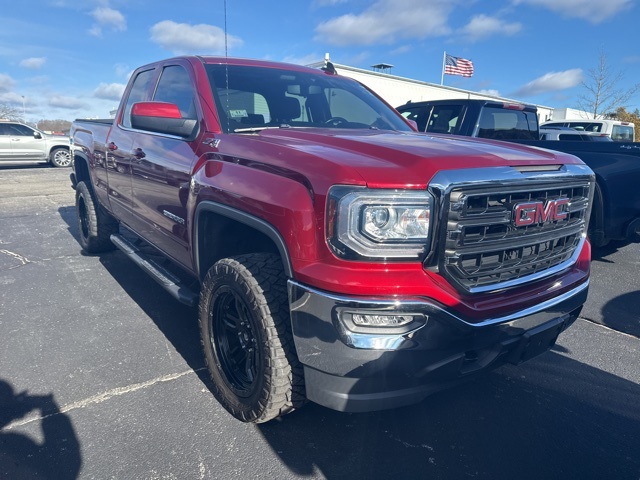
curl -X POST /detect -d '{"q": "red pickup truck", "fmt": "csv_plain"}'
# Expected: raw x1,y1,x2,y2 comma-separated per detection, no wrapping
70,56,594,423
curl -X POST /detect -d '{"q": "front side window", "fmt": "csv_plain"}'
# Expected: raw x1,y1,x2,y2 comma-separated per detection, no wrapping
4,124,35,136
153,65,197,119
399,106,429,132
206,64,412,133
425,105,462,135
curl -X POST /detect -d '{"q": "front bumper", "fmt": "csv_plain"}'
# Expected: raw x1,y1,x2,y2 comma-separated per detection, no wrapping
288,280,588,413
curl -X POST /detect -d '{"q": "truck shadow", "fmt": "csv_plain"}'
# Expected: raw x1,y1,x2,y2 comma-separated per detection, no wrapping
257,350,640,479
600,291,640,338
95,250,213,387
59,207,210,387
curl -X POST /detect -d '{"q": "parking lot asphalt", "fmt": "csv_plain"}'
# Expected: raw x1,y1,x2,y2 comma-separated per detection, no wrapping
1,165,639,480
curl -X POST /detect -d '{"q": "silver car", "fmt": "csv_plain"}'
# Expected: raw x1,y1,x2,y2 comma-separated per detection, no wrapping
0,121,72,167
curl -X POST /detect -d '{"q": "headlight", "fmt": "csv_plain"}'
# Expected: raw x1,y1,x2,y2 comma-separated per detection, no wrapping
327,186,433,259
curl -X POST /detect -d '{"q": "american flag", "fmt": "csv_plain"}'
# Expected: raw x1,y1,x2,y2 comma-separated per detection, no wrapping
444,54,474,77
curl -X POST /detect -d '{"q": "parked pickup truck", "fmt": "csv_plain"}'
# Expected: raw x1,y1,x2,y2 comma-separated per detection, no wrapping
71,56,594,423
397,99,640,247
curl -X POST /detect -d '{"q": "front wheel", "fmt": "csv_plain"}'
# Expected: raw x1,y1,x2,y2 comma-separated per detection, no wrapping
199,254,305,423
50,148,72,167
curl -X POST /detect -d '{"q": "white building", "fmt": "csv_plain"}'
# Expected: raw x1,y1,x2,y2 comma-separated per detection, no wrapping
308,60,555,124
549,108,600,121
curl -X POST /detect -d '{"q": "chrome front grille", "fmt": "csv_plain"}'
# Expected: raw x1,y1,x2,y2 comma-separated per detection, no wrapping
440,178,592,293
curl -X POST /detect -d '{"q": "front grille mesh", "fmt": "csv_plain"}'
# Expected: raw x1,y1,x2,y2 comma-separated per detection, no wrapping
441,181,591,292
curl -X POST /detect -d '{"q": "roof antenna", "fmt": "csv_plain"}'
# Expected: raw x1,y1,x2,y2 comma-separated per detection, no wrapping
223,0,230,132
322,52,337,75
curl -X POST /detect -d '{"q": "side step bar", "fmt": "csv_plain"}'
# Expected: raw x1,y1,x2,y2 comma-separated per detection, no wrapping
110,234,199,307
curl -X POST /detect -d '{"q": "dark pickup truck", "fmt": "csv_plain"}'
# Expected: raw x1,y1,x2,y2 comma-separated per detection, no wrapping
70,56,594,423
397,99,640,247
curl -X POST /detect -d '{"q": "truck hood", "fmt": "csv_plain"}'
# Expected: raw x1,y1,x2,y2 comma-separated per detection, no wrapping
251,128,581,188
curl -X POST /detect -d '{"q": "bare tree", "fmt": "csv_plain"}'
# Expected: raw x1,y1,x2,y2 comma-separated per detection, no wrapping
577,50,640,119
0,103,22,121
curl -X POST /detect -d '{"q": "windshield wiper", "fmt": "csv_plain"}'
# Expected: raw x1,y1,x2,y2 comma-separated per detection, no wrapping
233,126,282,133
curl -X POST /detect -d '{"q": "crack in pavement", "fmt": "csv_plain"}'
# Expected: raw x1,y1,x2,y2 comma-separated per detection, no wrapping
0,249,31,268
2,368,207,431
579,316,640,340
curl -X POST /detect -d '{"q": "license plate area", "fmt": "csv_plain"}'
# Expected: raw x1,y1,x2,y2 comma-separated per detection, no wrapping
507,316,566,365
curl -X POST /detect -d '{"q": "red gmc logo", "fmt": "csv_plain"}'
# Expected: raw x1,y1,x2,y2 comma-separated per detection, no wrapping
513,198,570,227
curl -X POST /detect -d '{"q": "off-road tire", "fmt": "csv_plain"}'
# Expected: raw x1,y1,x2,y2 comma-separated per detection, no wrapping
199,254,305,423
50,147,72,167
75,181,118,253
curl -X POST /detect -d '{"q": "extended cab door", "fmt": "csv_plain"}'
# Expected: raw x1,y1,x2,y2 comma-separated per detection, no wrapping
104,68,157,224
128,62,199,269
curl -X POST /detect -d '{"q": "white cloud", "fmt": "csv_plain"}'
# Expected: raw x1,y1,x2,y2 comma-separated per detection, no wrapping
49,95,88,110
93,83,126,101
0,92,24,104
459,15,522,41
113,63,131,79
282,53,323,66
391,45,412,55
514,0,632,23
19,57,47,70
90,7,126,37
150,20,243,55
315,0,457,46
479,89,502,97
0,73,16,92
513,69,583,97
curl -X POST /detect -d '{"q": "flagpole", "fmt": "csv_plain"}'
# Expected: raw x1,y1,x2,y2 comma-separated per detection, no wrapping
441,51,446,85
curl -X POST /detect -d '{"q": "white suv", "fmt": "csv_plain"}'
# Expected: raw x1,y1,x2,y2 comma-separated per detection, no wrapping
0,121,71,167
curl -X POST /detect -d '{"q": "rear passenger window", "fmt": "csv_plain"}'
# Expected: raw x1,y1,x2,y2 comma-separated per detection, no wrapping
121,69,155,128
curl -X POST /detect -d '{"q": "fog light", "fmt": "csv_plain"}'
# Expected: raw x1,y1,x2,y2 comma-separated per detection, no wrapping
351,313,414,327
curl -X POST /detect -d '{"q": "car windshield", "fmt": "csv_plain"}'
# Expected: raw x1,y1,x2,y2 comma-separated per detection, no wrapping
205,64,412,134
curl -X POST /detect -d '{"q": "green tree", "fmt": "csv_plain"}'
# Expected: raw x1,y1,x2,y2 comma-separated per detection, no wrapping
577,50,640,118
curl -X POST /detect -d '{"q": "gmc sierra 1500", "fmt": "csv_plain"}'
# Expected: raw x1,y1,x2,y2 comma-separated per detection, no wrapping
71,56,594,423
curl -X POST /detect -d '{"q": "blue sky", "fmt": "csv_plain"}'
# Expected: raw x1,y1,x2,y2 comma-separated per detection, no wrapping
1,0,639,122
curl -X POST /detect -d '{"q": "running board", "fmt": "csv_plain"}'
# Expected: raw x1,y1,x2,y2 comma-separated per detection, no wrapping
110,234,199,307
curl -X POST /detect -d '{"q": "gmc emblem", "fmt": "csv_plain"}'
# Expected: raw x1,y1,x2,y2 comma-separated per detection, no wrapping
513,198,570,227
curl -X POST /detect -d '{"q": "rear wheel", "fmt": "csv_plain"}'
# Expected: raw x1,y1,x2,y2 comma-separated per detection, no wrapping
50,148,72,167
199,254,305,423
75,181,118,253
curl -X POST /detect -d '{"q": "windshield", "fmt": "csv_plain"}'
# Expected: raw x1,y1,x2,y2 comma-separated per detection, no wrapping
205,64,412,134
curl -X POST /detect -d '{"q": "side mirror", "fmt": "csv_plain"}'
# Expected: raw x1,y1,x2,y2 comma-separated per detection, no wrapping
130,101,197,138
33,131,42,139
